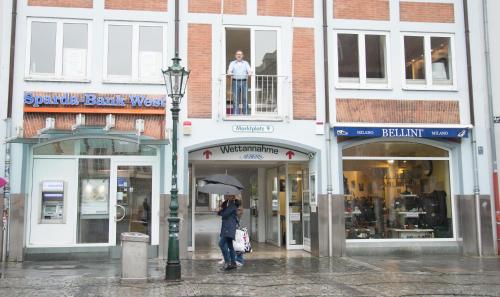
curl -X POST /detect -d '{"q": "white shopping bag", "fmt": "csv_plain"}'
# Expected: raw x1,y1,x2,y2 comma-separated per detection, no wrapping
233,229,246,253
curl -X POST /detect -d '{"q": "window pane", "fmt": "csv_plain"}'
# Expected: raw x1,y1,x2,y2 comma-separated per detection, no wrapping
343,141,449,158
63,23,88,77
255,31,277,75
404,36,426,82
225,28,251,116
33,139,157,156
431,37,452,84
338,34,359,79
365,35,386,79
139,26,163,79
30,22,57,74
78,159,110,243
343,159,452,239
255,30,278,114
107,25,132,76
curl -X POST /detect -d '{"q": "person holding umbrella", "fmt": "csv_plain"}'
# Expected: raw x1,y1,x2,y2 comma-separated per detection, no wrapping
217,195,239,271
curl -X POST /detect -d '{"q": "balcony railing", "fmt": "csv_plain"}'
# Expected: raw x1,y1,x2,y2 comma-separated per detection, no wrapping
223,75,283,117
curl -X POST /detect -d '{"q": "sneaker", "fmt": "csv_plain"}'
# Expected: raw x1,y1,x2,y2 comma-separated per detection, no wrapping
218,259,225,265
224,262,237,271
236,261,243,267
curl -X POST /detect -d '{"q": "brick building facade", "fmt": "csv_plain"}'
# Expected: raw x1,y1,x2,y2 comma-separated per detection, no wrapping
0,0,497,261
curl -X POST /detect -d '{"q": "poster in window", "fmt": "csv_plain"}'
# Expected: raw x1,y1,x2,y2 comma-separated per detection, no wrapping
81,179,109,215
139,51,162,79
63,48,87,77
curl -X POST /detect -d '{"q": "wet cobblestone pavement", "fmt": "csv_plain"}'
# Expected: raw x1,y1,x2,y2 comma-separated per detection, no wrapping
0,256,499,296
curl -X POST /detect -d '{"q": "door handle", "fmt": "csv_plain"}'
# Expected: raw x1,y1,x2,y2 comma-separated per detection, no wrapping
116,204,126,222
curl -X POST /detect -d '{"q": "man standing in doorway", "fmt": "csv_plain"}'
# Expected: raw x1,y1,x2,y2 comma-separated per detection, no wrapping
227,50,252,115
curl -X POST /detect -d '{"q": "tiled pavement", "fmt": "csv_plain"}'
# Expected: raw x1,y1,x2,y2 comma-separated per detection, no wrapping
0,254,499,296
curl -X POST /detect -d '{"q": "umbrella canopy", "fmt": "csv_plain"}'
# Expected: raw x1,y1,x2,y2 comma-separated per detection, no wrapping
0,177,6,188
202,174,244,190
198,183,242,195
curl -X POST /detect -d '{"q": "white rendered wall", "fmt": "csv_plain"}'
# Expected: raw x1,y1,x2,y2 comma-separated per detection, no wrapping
0,0,12,182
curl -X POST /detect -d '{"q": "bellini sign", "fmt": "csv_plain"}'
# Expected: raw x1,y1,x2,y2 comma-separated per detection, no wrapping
23,91,166,115
334,127,469,138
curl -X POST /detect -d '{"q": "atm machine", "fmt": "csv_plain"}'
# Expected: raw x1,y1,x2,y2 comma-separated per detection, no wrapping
40,181,65,223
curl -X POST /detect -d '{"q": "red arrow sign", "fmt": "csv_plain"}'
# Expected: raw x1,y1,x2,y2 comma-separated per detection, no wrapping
203,150,212,160
286,151,295,160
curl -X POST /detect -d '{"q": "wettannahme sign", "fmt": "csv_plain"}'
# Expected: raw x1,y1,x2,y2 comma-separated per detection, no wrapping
189,144,312,161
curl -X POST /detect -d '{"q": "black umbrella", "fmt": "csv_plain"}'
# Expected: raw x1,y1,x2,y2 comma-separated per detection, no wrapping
202,174,244,190
198,183,242,195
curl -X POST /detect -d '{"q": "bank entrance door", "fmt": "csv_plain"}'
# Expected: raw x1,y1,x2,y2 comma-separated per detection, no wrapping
110,161,158,246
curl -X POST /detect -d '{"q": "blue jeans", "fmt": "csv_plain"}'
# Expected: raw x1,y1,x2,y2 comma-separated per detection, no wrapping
219,236,236,264
232,79,248,115
236,252,244,264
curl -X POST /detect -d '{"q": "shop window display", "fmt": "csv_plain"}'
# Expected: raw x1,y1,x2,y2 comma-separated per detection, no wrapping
343,142,453,240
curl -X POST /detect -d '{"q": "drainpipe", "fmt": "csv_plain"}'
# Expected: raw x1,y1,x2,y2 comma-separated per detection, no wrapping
175,0,179,54
2,0,17,263
481,0,500,255
463,0,483,256
321,0,334,257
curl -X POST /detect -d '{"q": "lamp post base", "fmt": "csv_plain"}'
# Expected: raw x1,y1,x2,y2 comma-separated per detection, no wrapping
165,262,181,280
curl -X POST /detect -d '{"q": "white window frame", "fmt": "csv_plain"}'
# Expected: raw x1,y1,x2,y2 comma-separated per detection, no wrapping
25,18,92,82
103,21,168,84
334,30,391,90
401,32,457,91
222,25,283,120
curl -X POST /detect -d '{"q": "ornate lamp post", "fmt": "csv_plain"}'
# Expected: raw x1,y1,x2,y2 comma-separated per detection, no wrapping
162,53,190,280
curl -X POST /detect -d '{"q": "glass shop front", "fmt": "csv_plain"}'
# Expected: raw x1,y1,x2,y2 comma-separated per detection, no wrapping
342,141,454,240
27,136,161,248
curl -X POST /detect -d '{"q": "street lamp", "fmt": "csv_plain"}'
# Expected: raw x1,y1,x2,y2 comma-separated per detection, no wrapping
162,53,190,280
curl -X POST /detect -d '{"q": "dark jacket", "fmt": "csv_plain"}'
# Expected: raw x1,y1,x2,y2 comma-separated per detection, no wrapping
219,200,238,239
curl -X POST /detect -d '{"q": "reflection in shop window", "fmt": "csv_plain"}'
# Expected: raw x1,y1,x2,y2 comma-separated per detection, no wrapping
343,142,453,240
78,159,110,243
431,37,452,85
404,36,426,83
33,138,157,156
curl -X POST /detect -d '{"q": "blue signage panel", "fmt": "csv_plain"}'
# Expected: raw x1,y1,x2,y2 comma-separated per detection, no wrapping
333,127,468,138
24,92,166,108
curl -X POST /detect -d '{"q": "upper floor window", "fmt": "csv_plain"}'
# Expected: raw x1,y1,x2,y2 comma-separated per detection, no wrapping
104,22,166,83
335,31,390,89
224,27,281,118
403,33,455,89
27,18,90,81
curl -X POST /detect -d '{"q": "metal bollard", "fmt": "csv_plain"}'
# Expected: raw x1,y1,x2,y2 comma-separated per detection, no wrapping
120,232,150,283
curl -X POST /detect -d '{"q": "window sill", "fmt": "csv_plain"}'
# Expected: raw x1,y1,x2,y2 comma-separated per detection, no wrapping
223,115,284,122
402,85,458,92
102,79,165,85
25,77,91,83
336,84,392,91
